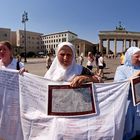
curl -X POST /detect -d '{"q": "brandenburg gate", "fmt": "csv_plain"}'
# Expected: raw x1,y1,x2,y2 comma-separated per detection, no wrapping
98,24,140,56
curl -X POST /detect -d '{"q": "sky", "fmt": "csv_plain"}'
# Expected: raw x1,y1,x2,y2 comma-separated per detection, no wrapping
1,0,140,46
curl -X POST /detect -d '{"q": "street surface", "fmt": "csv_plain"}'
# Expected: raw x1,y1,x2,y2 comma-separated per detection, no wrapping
24,57,120,83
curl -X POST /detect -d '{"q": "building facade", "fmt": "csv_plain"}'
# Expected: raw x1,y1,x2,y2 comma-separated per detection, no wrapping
0,28,18,55
0,28,44,56
71,38,97,57
41,31,78,55
16,30,43,56
0,28,11,42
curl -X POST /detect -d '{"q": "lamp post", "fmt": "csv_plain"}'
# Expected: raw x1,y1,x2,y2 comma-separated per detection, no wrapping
22,11,28,62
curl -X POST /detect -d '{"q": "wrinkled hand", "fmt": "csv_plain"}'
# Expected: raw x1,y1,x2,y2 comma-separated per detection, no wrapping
129,71,140,80
133,71,140,77
70,75,88,87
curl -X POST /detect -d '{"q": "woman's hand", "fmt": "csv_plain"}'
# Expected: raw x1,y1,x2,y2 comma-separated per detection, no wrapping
70,75,103,87
129,71,140,80
19,67,28,75
70,75,89,87
133,71,140,77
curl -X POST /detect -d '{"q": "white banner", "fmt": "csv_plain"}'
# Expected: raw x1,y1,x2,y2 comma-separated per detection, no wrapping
0,69,130,140
0,69,23,140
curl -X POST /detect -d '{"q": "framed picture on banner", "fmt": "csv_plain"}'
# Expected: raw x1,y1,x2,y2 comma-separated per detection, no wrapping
48,83,97,117
131,76,140,106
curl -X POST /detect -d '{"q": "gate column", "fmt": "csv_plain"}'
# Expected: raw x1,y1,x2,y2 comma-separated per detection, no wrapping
138,40,140,48
106,39,110,55
123,39,126,52
99,39,103,53
114,39,117,57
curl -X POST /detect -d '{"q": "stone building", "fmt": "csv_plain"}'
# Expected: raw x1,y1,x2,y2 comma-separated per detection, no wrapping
41,31,78,55
71,38,98,57
98,23,140,56
16,30,43,56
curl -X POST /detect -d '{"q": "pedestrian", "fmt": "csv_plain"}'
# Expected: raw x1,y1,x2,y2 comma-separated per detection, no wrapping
120,51,125,65
79,52,84,65
46,52,53,70
95,52,100,74
86,51,94,71
44,42,103,87
114,46,140,140
0,41,26,74
16,55,22,70
97,52,105,78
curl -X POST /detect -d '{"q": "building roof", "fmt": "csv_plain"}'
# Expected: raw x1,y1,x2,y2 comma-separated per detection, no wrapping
71,38,96,45
42,30,78,37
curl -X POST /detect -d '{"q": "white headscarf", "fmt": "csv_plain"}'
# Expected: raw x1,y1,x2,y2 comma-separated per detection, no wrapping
124,46,140,67
44,42,83,81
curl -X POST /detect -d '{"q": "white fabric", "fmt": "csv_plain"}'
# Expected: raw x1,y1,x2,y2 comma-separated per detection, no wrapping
20,73,130,140
0,69,131,140
0,58,24,69
0,69,23,140
86,60,94,66
44,42,82,81
98,56,103,66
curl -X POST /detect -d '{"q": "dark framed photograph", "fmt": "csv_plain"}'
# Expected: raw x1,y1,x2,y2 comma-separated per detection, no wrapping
48,83,97,116
131,77,140,106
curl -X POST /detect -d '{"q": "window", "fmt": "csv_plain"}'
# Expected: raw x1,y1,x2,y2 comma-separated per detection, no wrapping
62,38,66,42
4,33,7,37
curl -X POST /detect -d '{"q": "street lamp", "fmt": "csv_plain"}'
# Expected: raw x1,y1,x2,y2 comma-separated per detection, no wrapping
22,11,28,62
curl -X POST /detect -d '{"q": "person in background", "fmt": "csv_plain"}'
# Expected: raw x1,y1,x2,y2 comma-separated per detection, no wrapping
0,41,26,74
44,42,103,87
46,52,53,70
95,52,100,74
120,51,125,65
97,52,104,78
16,55,22,70
114,46,140,140
86,51,94,71
79,52,84,65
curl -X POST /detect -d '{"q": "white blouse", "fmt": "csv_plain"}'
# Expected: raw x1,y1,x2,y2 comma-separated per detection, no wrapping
0,58,24,70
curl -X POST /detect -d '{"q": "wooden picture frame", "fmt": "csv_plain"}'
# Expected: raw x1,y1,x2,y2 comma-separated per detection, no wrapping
48,83,97,117
131,77,140,106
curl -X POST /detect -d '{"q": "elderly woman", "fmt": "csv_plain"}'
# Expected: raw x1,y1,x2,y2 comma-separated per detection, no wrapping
0,41,26,73
114,46,140,140
44,42,102,87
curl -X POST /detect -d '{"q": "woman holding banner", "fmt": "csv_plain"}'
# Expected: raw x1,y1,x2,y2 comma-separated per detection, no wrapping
44,42,103,87
114,46,140,140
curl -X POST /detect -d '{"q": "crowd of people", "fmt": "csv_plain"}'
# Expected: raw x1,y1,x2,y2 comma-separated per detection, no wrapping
1,40,140,139
77,51,106,78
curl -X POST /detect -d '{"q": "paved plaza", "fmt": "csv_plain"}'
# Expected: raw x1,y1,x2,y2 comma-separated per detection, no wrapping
24,57,120,83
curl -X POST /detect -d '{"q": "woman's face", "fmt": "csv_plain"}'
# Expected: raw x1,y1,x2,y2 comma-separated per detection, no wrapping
131,51,140,66
0,44,12,61
57,45,73,68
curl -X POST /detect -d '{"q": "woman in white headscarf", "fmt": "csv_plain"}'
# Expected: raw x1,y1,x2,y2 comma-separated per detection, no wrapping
44,42,102,87
114,46,140,81
114,46,140,140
